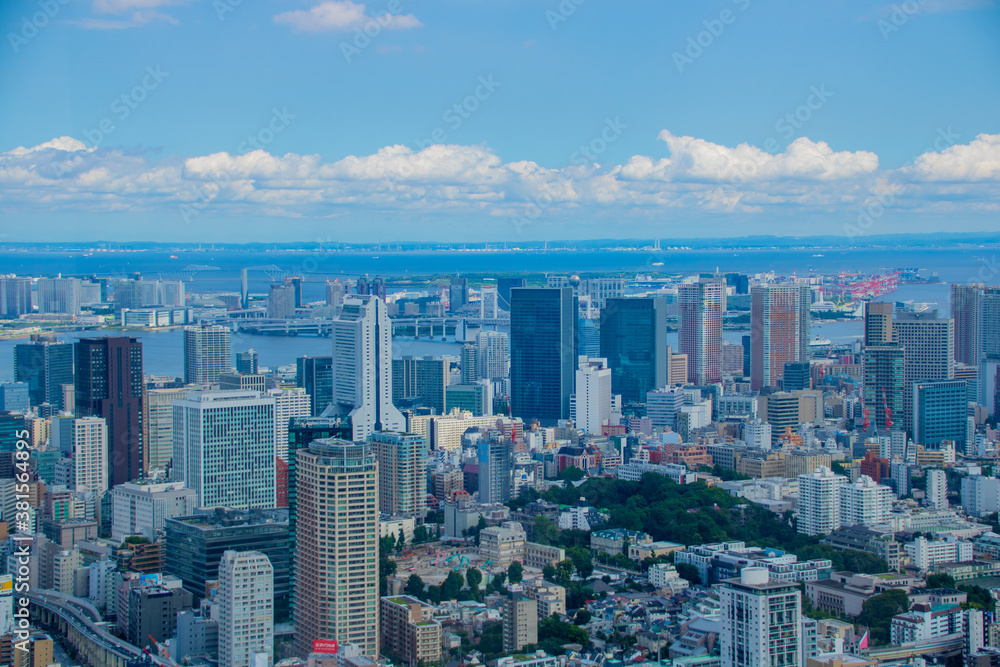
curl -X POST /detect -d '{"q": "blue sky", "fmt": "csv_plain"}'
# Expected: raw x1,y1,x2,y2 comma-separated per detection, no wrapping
0,0,998,242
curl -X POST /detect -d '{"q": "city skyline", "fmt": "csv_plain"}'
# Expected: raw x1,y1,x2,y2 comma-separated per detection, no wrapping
1,1,999,241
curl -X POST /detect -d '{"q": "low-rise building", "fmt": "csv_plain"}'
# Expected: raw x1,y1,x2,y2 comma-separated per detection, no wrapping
523,542,564,570
380,595,442,667
823,525,902,571
630,540,685,561
904,536,974,571
479,521,526,567
648,563,691,595
890,602,963,644
590,528,653,556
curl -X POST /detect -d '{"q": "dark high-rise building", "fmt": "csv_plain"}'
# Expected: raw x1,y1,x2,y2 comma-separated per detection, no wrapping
913,379,968,453
725,273,750,295
449,276,469,312
74,336,144,487
392,356,449,414
496,278,527,311
600,297,668,403
678,279,725,385
750,284,810,391
863,344,905,434
296,356,333,416
0,411,26,454
742,334,751,377
510,287,576,424
782,361,811,391
235,348,258,375
952,284,984,366
164,508,290,621
984,287,1000,360
14,336,74,410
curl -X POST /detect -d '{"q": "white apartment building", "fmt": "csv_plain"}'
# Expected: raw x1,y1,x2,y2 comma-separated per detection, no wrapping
797,467,847,536
839,475,894,528
219,550,274,667
111,481,198,541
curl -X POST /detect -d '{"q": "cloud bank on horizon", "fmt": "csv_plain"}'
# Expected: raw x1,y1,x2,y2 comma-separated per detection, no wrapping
1,130,998,228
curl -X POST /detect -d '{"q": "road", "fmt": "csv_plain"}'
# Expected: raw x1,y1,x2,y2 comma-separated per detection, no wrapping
28,590,171,666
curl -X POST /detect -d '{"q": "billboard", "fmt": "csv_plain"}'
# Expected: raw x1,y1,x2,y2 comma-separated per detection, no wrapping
313,640,339,654
139,573,162,588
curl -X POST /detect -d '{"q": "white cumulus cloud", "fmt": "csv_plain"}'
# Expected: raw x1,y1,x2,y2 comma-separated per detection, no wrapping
274,1,422,32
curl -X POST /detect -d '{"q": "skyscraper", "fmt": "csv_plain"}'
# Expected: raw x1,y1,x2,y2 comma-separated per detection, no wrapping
267,283,296,319
146,388,189,474
294,439,379,657
750,284,810,392
678,278,725,385
296,356,333,416
983,286,1000,360
895,310,954,434
913,379,968,452
864,301,895,346
927,469,947,510
952,283,984,366
219,550,274,667
599,297,667,404
37,277,81,315
330,296,405,440
460,344,478,385
74,336,144,487
863,344,905,433
0,277,32,318
372,431,428,519
797,466,847,536
476,330,509,380
50,416,108,498
478,434,513,504
573,357,612,434
392,357,450,414
235,348,259,375
183,324,232,385
720,567,802,667
326,280,346,309
14,336,73,410
510,287,576,424
268,388,311,461
173,391,276,510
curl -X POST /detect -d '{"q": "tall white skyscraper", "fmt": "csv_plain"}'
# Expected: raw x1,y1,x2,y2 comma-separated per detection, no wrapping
927,468,948,510
183,324,232,385
219,550,274,667
678,278,725,385
476,330,509,380
267,387,311,461
36,277,81,315
720,567,802,667
50,416,108,497
572,357,612,434
146,388,189,473
797,466,847,536
839,475,894,528
330,295,405,440
173,391,276,510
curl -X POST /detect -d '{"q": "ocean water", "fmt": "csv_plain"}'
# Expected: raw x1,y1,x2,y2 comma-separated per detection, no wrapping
0,249,963,379
0,246,994,298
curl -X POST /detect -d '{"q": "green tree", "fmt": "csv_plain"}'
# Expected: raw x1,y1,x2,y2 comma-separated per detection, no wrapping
441,570,464,600
406,574,425,599
857,589,909,645
478,622,504,656
567,546,593,578
529,616,590,654
466,567,483,592
573,609,592,625
675,563,700,586
508,561,524,584
532,516,560,546
559,466,586,482
926,573,957,589
397,528,406,552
